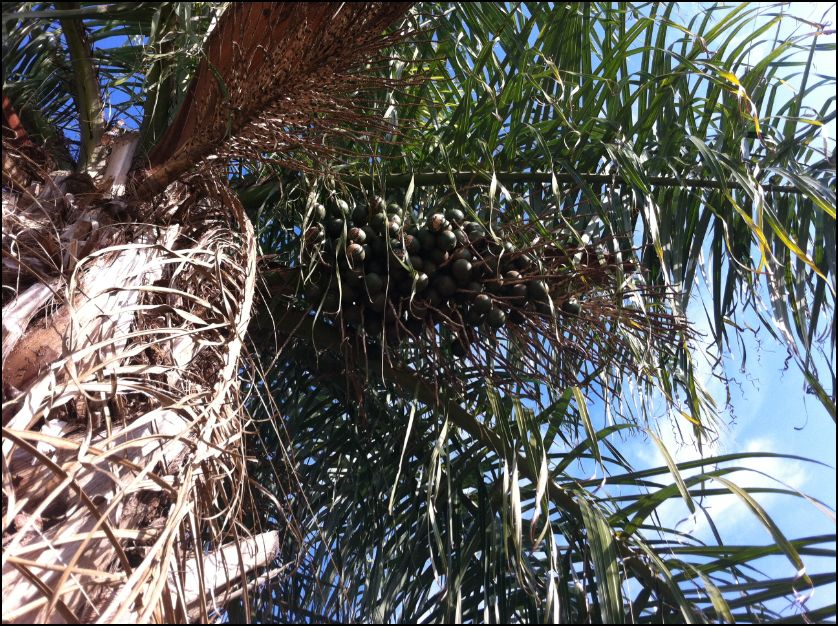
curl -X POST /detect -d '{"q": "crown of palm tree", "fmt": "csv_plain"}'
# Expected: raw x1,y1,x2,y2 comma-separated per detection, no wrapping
2,2,835,624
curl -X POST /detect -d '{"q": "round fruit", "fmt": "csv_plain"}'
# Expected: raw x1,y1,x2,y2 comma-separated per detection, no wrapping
445,208,465,224
429,248,448,265
466,280,483,294
503,270,522,283
347,243,365,266
403,234,421,254
561,301,582,315
514,255,532,271
527,280,549,301
509,283,528,300
313,203,327,221
326,217,345,237
486,306,507,329
370,212,388,234
435,275,457,298
465,306,486,325
472,293,492,314
451,259,472,284
348,227,366,243
417,228,436,251
369,196,386,214
368,259,386,275
467,225,487,241
371,236,386,256
365,272,384,295
437,230,457,252
362,225,376,241
454,229,469,247
388,219,402,237
409,299,428,318
351,205,368,225
409,255,424,270
428,213,447,233
330,198,349,217
414,272,429,292
452,247,473,262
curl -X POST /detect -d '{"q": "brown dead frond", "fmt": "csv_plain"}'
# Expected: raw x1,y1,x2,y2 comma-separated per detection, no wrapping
138,2,414,199
2,166,299,622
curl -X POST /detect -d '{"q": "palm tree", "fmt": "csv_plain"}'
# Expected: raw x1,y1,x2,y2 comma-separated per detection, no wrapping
2,2,835,624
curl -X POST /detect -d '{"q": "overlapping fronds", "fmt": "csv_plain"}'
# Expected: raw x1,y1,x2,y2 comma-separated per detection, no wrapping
0,158,289,621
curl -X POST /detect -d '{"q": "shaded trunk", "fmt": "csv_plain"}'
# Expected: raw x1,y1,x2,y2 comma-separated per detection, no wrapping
2,137,269,623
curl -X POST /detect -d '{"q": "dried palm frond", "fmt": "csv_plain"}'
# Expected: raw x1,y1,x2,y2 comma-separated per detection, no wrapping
138,2,413,199
1,159,298,622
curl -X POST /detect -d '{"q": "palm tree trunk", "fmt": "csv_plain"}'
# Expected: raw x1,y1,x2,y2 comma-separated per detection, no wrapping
2,138,264,623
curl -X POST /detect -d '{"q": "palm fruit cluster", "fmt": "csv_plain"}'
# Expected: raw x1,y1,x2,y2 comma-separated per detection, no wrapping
302,195,563,351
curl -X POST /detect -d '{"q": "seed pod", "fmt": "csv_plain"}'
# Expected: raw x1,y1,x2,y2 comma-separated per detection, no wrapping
445,208,465,224
348,226,366,243
409,299,428,318
370,213,388,234
347,243,365,267
330,198,349,217
509,283,528,300
429,248,448,265
561,301,582,315
351,205,368,225
428,213,447,233
465,306,486,325
403,234,421,254
326,217,345,237
313,203,327,222
472,293,492,314
452,258,472,284
414,272,429,292
369,195,386,212
388,218,402,238
468,225,487,242
452,247,473,262
486,306,506,329
417,228,436,251
437,230,457,252
527,280,550,301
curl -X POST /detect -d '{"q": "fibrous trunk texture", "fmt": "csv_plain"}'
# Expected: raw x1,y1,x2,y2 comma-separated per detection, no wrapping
2,136,270,623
